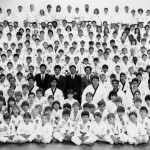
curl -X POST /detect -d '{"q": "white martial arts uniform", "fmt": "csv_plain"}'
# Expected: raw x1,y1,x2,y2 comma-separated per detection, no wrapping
35,122,53,143
0,121,16,143
14,121,35,142
126,121,149,144
53,118,75,142
72,120,95,145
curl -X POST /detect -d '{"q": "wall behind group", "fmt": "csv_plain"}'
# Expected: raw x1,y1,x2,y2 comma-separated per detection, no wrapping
0,0,150,14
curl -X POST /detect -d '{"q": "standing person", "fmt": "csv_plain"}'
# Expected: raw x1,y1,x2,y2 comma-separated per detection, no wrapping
65,65,82,103
49,65,65,94
82,75,105,104
45,77,64,106
27,4,37,23
15,6,26,27
35,64,50,91
82,66,93,91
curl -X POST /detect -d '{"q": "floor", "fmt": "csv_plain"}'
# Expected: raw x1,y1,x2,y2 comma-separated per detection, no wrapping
0,142,150,150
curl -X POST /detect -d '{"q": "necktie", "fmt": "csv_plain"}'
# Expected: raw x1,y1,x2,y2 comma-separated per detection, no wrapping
72,75,74,80
41,74,44,81
87,75,90,83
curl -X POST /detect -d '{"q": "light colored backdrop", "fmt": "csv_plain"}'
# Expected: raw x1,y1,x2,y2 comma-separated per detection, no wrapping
0,0,150,14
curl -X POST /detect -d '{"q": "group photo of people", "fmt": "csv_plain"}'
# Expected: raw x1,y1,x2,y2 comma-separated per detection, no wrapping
0,1,150,146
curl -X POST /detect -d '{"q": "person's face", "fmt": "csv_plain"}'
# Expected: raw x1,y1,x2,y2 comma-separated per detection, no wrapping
115,67,120,72
129,115,137,123
98,105,105,112
18,6,23,12
63,114,69,121
82,115,89,123
4,119,10,125
51,80,57,87
146,100,150,106
55,68,61,75
29,94,35,103
134,102,141,108
48,98,54,104
24,118,30,124
8,64,13,69
29,67,34,73
115,6,119,12
1,76,5,82
95,116,101,122
132,81,138,88
92,78,99,85
120,75,125,81
73,105,79,111
90,107,95,114
140,110,147,118
9,78,15,85
0,101,3,106
70,67,76,74
40,66,46,74
86,94,93,103
110,95,117,101
104,9,108,14
125,7,129,13
100,75,106,81
13,107,19,116
30,5,34,11
68,93,73,99
36,92,43,98
134,92,141,98
22,87,28,94
8,90,14,96
117,112,124,117
108,117,115,125
42,116,48,125
28,79,34,86
112,81,119,88
54,103,59,110
7,10,11,15
45,109,52,115
115,102,122,107
17,73,22,80
9,100,15,107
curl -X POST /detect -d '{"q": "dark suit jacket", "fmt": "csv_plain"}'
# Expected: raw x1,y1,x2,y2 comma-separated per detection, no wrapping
65,74,82,103
48,75,65,94
35,73,50,91
82,75,93,91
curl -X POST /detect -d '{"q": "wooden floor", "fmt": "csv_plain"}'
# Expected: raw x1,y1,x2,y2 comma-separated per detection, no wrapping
1,142,150,150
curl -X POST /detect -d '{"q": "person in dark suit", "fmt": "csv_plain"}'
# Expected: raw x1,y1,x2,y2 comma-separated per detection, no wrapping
48,65,65,94
35,64,50,91
65,65,82,103
82,66,93,91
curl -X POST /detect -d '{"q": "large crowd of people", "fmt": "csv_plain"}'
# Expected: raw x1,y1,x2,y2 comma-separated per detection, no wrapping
0,3,150,146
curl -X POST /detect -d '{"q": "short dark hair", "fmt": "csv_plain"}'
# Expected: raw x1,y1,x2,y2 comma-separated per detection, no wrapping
81,111,89,117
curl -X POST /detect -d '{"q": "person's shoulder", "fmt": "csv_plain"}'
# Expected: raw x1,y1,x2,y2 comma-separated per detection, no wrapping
35,73,40,77
60,75,65,79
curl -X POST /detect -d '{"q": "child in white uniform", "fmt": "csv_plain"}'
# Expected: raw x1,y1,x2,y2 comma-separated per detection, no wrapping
92,112,110,143
138,106,150,136
14,112,35,143
72,111,96,145
53,109,75,142
35,114,53,143
0,113,16,143
106,113,129,144
127,111,149,145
